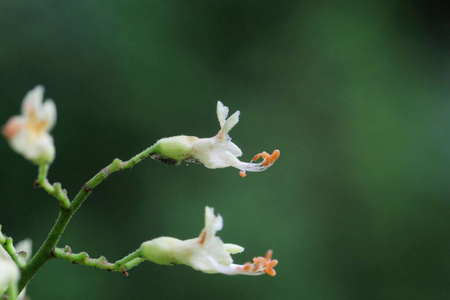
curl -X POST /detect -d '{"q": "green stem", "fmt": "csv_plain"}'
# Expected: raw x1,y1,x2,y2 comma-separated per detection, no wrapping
0,226,25,268
18,144,159,292
53,247,143,275
7,283,18,300
36,164,70,209
123,257,145,269
113,248,142,267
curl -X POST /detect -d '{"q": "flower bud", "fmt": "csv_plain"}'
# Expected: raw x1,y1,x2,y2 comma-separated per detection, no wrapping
151,135,198,165
141,237,182,265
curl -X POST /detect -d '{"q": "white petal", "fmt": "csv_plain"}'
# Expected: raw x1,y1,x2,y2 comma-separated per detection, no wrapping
0,248,20,294
202,207,223,243
189,253,220,274
224,243,244,254
8,129,29,155
222,111,239,135
40,100,57,131
21,85,44,116
203,236,233,264
216,101,229,128
227,141,243,157
16,133,55,164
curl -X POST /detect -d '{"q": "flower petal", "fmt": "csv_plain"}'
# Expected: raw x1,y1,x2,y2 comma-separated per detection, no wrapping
224,243,244,254
227,141,243,157
216,101,229,128
40,99,57,131
21,85,44,116
222,111,239,135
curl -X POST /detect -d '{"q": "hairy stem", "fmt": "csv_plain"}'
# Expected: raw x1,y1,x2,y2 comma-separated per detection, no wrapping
18,144,159,292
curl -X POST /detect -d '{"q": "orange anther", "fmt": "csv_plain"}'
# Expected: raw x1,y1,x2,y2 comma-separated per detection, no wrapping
261,151,270,159
198,231,207,245
266,260,278,276
243,263,252,271
265,250,273,260
252,153,262,161
262,157,274,167
271,150,280,161
239,171,247,178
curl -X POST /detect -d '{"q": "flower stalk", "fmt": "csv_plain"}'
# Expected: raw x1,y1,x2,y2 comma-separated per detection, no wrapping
52,247,144,276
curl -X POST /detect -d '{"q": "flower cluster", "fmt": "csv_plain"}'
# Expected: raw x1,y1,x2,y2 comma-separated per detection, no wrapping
141,207,277,276
1,87,279,299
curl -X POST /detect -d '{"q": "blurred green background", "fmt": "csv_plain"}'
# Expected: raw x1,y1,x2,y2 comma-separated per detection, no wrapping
1,1,449,299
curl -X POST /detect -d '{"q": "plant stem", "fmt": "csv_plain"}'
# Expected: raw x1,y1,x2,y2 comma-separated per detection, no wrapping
18,144,159,292
7,283,18,300
52,247,143,275
36,164,70,209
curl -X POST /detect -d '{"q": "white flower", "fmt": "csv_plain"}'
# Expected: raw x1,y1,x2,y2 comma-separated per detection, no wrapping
141,207,278,276
2,86,56,164
0,247,19,297
0,239,31,299
152,101,280,177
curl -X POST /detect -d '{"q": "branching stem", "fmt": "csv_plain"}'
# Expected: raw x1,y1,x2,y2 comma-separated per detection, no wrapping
17,144,159,292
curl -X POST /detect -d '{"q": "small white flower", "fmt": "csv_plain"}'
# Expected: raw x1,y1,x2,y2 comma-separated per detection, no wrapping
2,86,56,164
141,207,278,276
0,245,20,297
153,101,280,177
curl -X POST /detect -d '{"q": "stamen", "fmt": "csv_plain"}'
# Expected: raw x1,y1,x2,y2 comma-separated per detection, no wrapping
237,149,280,176
243,263,252,271
198,231,207,245
271,150,280,161
261,151,270,159
262,158,273,167
265,249,273,260
252,153,261,161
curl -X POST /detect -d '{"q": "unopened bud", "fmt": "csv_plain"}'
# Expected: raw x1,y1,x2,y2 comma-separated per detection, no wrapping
152,136,198,165
141,237,182,265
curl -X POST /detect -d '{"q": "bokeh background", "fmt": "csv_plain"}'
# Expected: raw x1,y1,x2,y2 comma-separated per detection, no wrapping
1,1,450,299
